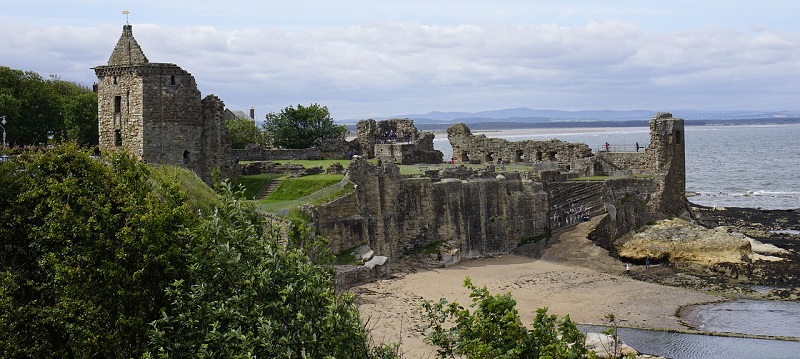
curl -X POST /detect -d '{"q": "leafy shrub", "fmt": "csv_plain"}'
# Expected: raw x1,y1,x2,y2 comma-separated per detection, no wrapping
421,277,596,359
0,144,195,358
144,183,376,358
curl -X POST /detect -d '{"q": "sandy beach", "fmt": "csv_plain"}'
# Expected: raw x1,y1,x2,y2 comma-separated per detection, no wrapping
353,217,723,358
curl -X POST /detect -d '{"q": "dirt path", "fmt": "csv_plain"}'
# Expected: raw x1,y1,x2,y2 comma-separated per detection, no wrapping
353,216,722,358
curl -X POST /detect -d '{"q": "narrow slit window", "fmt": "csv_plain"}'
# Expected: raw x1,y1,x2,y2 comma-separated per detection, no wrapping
114,130,122,146
170,75,176,85
114,96,121,114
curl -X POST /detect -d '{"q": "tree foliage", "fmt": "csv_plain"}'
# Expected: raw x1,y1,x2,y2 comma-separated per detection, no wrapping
0,144,394,358
262,103,349,149
421,277,596,359
226,115,265,149
0,66,98,147
0,143,194,358
145,183,377,358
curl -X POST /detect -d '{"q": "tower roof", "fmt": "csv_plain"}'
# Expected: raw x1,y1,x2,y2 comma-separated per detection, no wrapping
107,25,149,66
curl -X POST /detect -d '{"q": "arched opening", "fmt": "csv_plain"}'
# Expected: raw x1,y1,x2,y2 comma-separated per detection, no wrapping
183,150,190,164
515,149,524,162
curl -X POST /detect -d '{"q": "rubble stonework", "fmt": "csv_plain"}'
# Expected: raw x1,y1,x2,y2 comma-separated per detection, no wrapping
356,119,443,164
313,114,687,261
447,123,593,167
93,25,237,184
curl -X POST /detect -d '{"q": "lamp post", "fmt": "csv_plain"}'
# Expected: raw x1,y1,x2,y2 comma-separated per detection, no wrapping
0,116,6,148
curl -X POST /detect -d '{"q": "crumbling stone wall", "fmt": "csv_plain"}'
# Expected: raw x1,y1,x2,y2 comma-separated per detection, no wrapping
313,157,549,259
313,113,686,261
94,25,237,184
447,123,592,167
356,119,443,164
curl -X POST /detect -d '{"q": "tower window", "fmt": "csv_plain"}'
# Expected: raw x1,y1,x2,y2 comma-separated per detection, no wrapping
114,96,122,113
170,75,176,85
113,76,118,85
114,130,122,146
675,130,683,145
183,150,190,164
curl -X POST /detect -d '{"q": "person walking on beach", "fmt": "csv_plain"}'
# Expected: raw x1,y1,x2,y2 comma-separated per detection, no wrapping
625,263,631,275
646,255,650,269
636,142,640,152
605,142,610,152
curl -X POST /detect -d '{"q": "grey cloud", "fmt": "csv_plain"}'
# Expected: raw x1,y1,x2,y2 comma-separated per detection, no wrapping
1,21,799,118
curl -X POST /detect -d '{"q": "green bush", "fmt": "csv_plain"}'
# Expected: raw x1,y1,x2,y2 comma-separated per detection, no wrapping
144,183,377,358
0,144,195,358
0,145,396,358
421,277,596,359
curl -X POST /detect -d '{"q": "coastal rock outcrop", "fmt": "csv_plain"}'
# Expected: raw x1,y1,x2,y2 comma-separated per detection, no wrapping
615,218,786,277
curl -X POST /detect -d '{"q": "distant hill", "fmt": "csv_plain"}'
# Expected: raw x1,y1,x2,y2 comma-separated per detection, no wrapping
342,108,800,123
341,108,800,131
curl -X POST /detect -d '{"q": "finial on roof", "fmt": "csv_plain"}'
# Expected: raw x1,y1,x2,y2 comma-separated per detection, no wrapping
122,10,130,25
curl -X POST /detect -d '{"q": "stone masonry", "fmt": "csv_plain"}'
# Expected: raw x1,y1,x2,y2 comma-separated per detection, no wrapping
447,123,593,169
356,119,443,164
93,25,237,184
313,113,688,261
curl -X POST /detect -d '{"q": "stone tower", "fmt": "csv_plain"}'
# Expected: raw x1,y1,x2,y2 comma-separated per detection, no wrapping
647,112,686,216
93,25,237,184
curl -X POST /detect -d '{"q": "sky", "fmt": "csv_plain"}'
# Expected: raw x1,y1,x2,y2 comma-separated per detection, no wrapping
2,1,800,121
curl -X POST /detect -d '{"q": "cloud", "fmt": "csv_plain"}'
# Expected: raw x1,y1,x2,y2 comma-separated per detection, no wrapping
1,20,799,119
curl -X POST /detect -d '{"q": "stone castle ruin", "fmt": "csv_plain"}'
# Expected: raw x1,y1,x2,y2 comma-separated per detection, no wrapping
355,118,443,164
308,113,686,263
93,25,237,184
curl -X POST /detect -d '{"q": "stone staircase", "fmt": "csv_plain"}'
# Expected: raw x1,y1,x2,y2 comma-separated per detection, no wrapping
545,181,606,230
256,178,282,200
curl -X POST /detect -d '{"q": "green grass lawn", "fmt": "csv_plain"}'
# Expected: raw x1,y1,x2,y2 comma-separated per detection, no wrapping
232,173,285,199
261,174,345,202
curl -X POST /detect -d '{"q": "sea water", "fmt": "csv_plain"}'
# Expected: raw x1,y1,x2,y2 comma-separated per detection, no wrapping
433,123,800,210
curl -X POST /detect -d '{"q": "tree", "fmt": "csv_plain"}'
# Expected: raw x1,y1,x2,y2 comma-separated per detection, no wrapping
144,183,378,358
0,66,98,147
0,144,194,358
226,115,264,149
262,103,349,149
421,277,596,359
0,144,396,358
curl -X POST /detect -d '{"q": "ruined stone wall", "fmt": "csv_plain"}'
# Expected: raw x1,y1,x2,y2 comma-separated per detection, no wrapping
593,152,650,176
314,192,366,254
314,157,549,259
355,118,443,164
314,113,686,261
589,178,661,251
447,123,592,167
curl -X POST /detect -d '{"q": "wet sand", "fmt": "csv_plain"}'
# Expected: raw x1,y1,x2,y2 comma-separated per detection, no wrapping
353,217,722,358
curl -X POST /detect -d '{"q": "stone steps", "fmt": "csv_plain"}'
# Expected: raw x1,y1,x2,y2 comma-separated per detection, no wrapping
256,178,282,200
546,182,606,230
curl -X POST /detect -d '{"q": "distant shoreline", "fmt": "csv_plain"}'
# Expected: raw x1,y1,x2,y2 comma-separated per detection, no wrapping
409,117,800,132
